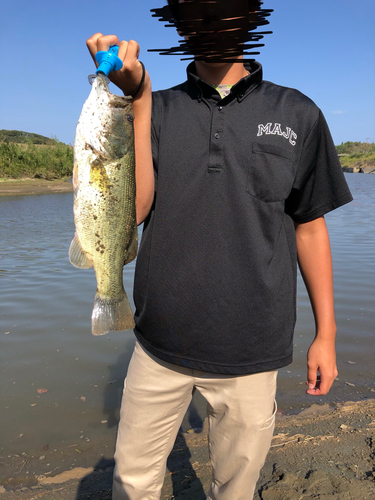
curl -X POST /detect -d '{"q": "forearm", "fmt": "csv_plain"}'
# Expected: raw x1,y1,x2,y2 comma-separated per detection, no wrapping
295,216,338,395
295,216,336,339
132,85,154,225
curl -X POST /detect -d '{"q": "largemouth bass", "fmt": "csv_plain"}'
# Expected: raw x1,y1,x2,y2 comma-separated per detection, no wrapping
69,73,137,336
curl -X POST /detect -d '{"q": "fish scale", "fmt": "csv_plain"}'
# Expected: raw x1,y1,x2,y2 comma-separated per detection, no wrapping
69,73,137,335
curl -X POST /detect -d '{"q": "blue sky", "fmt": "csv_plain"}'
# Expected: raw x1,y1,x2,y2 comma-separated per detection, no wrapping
1,0,374,145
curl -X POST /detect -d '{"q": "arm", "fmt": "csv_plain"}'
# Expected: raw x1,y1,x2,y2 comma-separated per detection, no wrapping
294,216,338,396
86,33,154,225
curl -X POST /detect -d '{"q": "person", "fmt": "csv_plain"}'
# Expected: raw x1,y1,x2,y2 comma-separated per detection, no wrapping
86,1,353,498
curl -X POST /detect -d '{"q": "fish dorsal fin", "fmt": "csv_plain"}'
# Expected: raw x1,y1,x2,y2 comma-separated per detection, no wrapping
69,233,93,269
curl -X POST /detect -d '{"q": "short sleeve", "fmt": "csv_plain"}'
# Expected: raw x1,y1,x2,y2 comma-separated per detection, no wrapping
285,109,353,222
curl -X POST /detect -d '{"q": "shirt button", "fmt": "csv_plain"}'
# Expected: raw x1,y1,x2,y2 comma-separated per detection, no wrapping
214,133,220,139
218,106,223,111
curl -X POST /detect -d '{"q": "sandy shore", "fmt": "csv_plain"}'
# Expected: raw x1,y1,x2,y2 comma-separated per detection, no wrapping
0,178,73,196
1,399,374,499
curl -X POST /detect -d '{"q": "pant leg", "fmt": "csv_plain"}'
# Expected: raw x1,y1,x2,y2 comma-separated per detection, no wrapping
113,342,195,500
195,370,277,500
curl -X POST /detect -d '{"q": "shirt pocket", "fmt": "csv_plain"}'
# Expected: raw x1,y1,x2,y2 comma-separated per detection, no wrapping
246,143,295,203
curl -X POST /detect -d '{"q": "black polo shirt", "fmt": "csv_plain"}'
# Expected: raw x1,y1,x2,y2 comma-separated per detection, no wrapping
133,61,352,375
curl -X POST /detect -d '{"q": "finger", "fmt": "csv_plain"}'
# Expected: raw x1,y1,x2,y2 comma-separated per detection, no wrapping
307,387,322,396
317,377,330,395
86,32,104,67
307,370,336,396
126,40,141,62
97,34,121,53
121,40,141,72
317,369,336,395
307,383,329,396
117,40,143,93
117,40,129,62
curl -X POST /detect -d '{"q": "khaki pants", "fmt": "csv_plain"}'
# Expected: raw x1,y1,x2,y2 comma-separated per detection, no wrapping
113,341,277,500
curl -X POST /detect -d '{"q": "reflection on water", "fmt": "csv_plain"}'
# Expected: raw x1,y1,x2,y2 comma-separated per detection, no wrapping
0,174,374,465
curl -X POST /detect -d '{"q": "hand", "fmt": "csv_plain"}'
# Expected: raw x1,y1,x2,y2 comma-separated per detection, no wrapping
306,336,338,396
86,33,150,98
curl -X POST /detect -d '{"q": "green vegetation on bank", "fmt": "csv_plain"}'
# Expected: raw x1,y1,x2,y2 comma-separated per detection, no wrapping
1,130,374,180
336,141,375,155
0,132,73,180
336,141,375,170
0,129,56,145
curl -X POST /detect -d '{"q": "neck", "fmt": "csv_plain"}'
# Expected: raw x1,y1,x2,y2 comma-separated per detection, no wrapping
195,56,248,85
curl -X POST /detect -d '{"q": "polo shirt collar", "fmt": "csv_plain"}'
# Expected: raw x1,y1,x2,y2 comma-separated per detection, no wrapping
186,60,263,102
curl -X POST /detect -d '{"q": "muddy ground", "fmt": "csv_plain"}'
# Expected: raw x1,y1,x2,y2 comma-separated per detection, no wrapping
0,179,73,196
1,399,374,499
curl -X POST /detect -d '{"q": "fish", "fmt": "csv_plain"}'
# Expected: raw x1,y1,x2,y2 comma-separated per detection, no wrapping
69,73,137,336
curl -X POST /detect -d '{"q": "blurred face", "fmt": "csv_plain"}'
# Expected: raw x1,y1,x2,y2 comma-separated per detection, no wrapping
176,0,256,61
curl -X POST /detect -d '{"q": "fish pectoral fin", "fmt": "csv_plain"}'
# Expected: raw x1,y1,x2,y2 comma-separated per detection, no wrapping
124,225,138,265
69,233,93,269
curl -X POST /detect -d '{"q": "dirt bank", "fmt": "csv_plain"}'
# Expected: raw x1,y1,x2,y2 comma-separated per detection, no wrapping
0,178,73,196
1,399,374,499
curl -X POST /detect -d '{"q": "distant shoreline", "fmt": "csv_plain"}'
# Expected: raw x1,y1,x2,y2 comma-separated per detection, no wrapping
0,168,370,198
0,178,73,196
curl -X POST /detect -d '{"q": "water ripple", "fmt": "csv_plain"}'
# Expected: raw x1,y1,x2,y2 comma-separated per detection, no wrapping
0,175,374,454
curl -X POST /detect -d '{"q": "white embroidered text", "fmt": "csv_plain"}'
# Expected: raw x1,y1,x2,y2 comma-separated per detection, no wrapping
257,123,297,146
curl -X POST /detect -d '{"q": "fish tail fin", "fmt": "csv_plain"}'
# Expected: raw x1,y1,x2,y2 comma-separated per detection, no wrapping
91,292,135,336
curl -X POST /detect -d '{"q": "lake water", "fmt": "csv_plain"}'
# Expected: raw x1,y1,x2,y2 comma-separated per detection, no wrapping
1,173,374,476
